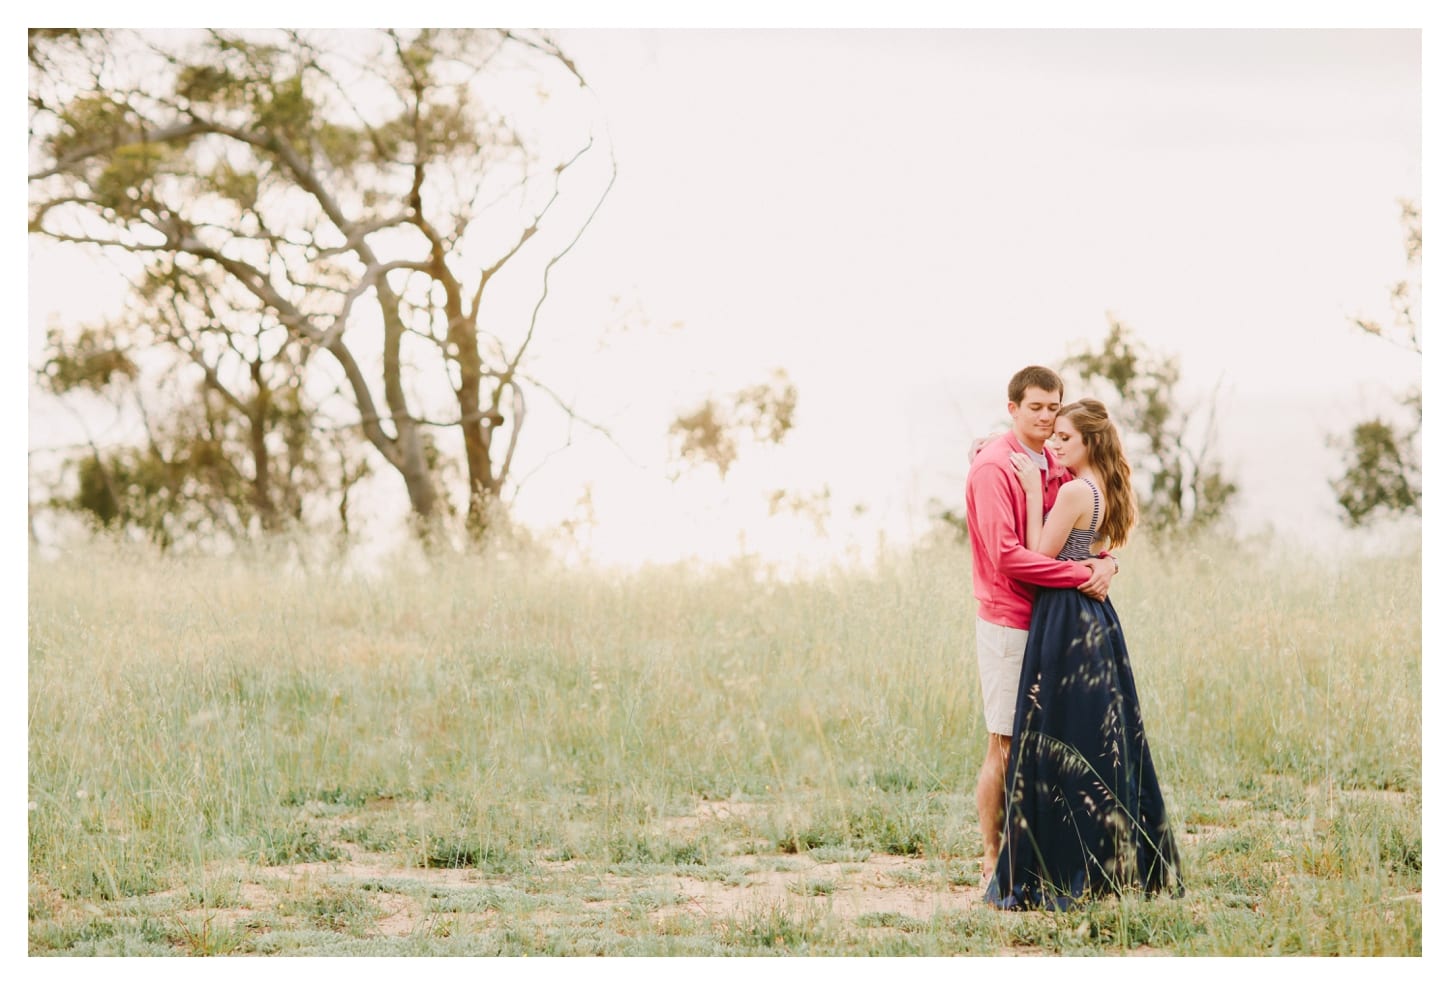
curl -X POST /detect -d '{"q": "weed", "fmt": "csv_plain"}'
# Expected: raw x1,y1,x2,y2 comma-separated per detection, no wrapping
277,885,382,934
857,911,926,931
721,901,833,953
253,825,346,866
169,913,249,956
419,836,512,871
788,877,836,897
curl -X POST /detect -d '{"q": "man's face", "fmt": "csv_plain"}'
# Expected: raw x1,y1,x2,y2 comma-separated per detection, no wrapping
1008,386,1062,448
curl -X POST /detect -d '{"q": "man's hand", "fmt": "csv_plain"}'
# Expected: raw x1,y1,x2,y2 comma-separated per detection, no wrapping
1076,556,1116,601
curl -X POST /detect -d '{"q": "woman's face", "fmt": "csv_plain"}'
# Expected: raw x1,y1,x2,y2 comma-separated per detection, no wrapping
1049,416,1088,471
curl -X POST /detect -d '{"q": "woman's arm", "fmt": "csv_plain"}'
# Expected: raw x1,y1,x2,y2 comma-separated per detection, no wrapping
1008,455,1089,559
1008,452,1046,553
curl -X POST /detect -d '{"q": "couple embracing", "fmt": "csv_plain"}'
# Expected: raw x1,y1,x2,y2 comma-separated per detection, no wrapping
965,365,1184,910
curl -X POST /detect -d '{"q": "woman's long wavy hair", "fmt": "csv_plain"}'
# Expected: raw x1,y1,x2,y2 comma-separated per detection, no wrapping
1059,398,1137,550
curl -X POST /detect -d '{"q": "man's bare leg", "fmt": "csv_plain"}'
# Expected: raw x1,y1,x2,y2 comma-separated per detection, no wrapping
975,732,1012,880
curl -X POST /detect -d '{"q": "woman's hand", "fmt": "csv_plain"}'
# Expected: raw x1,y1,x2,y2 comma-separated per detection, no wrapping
1009,451,1041,498
968,432,1002,462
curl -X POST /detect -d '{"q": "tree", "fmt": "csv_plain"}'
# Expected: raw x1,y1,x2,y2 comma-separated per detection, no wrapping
1331,199,1421,527
1061,318,1237,537
36,310,370,547
666,369,819,555
29,28,615,542
667,370,799,480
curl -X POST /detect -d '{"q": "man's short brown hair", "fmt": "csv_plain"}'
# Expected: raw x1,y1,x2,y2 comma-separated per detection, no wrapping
1008,365,1064,404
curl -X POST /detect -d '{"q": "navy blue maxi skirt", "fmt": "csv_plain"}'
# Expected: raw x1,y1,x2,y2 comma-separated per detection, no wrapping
985,587,1184,910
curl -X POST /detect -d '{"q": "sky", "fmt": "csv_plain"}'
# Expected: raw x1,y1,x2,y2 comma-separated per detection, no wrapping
538,26,1424,565
20,12,1434,573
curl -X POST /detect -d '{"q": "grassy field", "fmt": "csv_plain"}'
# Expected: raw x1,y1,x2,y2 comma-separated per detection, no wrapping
27,534,1421,956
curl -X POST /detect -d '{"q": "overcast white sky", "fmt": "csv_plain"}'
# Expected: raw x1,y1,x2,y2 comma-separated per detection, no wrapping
529,27,1424,564
19,10,1438,570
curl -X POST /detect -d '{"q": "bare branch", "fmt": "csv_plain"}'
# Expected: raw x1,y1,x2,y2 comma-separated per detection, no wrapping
517,371,633,460
500,30,587,89
500,143,617,382
315,213,415,258
403,324,450,353
467,136,597,318
497,380,525,489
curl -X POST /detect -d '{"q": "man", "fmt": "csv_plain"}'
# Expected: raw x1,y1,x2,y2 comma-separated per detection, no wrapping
965,365,1118,880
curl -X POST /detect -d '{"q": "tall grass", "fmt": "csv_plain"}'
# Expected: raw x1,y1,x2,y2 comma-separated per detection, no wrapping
28,534,1420,954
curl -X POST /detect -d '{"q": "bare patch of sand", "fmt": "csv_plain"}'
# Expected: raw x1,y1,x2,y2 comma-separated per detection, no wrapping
660,798,767,838
657,852,978,922
369,891,425,936
238,844,990,937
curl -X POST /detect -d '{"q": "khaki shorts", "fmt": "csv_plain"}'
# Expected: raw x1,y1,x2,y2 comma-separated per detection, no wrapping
976,617,1028,736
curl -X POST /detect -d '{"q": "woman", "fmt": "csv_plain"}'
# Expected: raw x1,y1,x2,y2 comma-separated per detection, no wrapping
984,398,1184,910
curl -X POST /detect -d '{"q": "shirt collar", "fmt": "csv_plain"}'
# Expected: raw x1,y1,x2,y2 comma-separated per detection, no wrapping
1007,432,1069,482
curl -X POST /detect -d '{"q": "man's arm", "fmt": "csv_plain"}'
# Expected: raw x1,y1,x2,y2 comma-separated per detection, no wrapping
970,461,1093,591
1077,556,1115,600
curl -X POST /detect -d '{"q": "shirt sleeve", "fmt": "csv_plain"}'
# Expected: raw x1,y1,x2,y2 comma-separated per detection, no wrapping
971,461,1092,588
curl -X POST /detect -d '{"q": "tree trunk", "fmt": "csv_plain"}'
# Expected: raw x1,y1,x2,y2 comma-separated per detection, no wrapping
378,286,438,526
455,348,500,539
249,359,276,531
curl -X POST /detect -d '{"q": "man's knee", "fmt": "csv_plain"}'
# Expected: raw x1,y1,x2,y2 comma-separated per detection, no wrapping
977,735,1010,784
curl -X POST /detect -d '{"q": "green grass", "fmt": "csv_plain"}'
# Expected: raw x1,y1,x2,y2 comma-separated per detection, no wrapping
27,534,1421,955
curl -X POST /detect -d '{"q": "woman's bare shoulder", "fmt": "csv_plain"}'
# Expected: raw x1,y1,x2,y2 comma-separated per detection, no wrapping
1056,477,1094,504
1051,479,1095,524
